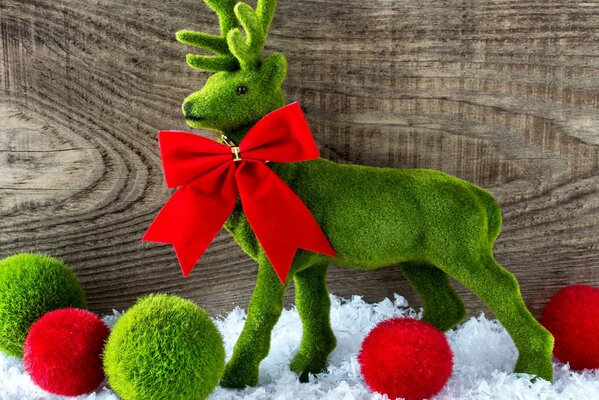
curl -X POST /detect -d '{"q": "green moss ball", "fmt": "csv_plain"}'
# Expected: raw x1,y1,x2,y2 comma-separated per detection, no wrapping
0,253,87,357
103,294,225,400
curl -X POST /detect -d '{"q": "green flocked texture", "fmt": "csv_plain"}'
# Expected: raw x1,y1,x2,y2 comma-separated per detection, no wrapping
177,0,555,387
103,294,225,400
0,253,87,358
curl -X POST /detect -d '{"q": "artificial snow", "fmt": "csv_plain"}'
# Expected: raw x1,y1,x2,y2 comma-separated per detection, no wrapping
1,294,598,400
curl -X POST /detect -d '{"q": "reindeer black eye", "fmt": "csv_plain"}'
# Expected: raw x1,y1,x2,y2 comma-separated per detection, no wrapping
236,86,248,95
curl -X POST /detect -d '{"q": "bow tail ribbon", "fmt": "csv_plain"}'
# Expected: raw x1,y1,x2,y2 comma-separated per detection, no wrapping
143,163,238,277
237,162,336,282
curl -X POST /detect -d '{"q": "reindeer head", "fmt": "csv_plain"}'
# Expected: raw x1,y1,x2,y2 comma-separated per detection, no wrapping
177,0,287,141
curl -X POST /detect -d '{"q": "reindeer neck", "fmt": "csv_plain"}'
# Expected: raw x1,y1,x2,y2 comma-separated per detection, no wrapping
221,123,254,145
221,119,274,259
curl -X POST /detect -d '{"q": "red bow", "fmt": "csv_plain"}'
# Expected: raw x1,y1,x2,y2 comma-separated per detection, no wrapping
143,102,336,283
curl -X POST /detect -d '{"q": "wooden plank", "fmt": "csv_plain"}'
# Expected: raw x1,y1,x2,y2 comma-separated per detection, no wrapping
1,0,598,318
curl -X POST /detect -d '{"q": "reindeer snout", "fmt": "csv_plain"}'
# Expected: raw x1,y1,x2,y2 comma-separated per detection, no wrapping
183,102,193,117
183,102,203,122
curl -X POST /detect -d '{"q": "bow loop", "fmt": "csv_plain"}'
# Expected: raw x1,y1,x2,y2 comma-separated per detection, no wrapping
157,131,232,188
240,102,320,163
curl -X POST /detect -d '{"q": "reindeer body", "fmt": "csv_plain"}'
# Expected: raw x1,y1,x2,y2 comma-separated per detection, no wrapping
175,0,554,388
227,158,499,271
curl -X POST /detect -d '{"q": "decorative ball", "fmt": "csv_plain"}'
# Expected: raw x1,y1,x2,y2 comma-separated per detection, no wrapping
541,284,599,370
103,294,225,400
358,318,453,400
24,308,110,396
0,253,87,357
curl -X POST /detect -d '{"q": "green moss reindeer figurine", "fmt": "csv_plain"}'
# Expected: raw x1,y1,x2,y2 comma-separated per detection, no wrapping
175,0,554,387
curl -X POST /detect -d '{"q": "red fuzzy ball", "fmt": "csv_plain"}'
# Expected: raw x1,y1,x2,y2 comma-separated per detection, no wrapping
24,308,110,396
359,318,453,400
541,284,599,370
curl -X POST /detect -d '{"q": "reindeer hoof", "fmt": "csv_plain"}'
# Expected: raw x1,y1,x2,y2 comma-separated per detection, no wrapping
514,331,555,382
514,351,554,382
290,352,328,382
220,362,259,388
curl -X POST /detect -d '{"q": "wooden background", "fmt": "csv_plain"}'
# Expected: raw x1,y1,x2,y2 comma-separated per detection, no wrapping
1,0,598,317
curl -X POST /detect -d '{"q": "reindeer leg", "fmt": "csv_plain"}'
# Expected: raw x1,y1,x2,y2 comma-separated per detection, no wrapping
290,263,336,382
402,262,466,331
436,251,554,382
220,256,287,388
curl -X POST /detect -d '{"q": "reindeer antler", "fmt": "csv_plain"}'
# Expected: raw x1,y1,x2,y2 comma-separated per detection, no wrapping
176,0,240,72
226,0,277,69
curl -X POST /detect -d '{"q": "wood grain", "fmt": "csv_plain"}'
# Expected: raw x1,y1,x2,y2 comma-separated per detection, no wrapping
1,0,598,317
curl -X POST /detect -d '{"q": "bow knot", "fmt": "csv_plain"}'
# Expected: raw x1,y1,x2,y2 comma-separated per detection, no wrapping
143,102,336,283
230,145,242,161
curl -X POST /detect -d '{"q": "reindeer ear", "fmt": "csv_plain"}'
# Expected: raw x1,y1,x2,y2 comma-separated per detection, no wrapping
262,52,287,88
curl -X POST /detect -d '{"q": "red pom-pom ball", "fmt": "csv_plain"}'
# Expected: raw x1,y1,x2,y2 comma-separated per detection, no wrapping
24,308,110,396
359,318,453,400
541,284,599,370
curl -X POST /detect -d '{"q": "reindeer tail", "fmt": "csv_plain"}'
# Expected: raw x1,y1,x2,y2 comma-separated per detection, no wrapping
471,185,503,244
